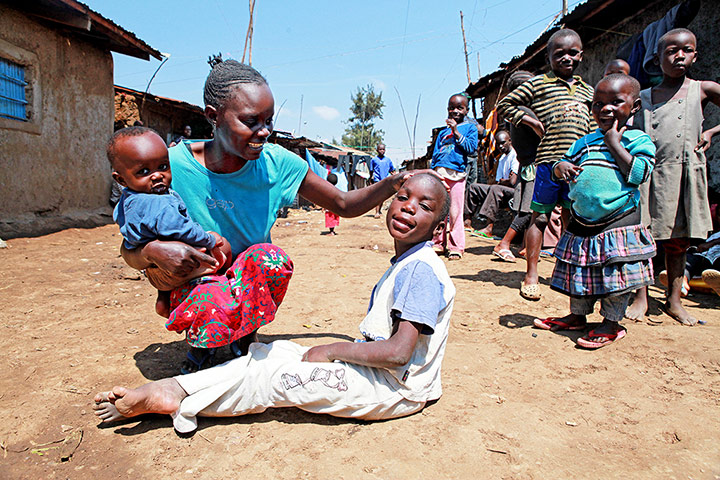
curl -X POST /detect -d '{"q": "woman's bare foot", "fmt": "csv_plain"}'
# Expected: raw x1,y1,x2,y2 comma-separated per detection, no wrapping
624,288,647,322
93,378,187,423
662,300,698,326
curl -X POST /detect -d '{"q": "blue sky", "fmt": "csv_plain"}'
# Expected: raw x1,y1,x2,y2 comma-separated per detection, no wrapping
90,0,584,163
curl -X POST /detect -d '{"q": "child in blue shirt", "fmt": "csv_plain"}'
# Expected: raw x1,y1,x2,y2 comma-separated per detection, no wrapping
430,93,479,260
533,74,656,349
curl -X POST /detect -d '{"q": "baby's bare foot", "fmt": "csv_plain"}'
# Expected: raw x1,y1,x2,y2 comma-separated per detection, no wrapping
93,379,187,423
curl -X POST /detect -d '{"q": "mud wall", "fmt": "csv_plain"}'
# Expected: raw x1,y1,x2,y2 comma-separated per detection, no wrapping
0,5,114,238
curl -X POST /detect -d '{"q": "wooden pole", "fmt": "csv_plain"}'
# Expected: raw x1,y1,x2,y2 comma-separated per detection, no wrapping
562,0,568,16
460,11,471,84
242,0,256,64
248,0,255,65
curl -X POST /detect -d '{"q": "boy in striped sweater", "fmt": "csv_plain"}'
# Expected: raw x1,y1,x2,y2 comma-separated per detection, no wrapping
498,29,594,301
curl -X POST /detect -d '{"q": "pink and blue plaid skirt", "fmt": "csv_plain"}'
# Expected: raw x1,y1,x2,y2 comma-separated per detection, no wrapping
551,224,656,297
166,243,293,348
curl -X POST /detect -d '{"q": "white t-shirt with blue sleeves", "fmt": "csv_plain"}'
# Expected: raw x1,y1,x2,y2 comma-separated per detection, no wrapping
168,142,309,256
358,241,455,402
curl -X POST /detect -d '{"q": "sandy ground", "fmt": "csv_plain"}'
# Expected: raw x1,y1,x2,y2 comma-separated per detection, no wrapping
1,208,719,480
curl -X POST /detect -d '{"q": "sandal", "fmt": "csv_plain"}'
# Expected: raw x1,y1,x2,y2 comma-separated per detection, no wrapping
533,317,586,331
577,327,626,349
447,252,462,261
470,230,493,239
519,282,541,301
492,248,516,263
180,348,216,375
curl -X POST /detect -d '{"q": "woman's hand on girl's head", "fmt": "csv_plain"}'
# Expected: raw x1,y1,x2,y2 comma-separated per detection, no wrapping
392,170,449,192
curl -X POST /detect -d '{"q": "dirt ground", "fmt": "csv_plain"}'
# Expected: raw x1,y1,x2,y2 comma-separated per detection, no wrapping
1,208,719,479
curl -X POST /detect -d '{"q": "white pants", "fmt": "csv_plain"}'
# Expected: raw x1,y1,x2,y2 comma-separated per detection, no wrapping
172,341,425,432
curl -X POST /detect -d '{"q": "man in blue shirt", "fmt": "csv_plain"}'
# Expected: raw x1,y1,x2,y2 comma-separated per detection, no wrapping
370,143,396,218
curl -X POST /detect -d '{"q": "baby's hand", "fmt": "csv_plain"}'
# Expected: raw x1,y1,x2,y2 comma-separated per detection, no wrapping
208,232,232,272
554,162,583,183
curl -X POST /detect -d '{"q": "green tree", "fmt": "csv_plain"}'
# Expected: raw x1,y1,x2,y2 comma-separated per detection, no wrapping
342,84,385,153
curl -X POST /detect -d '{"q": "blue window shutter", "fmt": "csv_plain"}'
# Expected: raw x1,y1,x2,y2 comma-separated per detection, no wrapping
0,58,28,121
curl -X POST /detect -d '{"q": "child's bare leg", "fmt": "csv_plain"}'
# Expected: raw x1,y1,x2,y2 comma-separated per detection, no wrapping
155,290,171,318
665,246,697,325
93,378,188,423
495,227,518,255
523,211,547,286
624,287,648,321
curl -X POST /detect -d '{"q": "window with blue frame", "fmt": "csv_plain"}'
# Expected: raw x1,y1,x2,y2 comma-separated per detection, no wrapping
0,57,28,121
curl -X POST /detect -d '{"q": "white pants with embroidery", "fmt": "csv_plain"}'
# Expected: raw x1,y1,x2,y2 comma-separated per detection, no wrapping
172,340,425,432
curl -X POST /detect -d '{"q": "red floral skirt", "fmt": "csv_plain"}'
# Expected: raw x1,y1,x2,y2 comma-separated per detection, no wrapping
166,243,293,348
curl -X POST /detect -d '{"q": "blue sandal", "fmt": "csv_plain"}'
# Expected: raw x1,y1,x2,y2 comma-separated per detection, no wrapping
180,348,216,375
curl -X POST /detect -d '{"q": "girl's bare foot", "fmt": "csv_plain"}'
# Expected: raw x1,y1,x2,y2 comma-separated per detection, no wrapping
93,378,187,423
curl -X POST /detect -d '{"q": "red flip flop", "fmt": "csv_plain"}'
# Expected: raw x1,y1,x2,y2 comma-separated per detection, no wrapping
576,327,626,349
533,317,586,331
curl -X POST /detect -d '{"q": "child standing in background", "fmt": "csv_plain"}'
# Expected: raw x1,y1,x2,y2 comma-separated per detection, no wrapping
534,74,656,348
497,29,595,300
324,172,340,235
626,28,720,325
431,93,479,260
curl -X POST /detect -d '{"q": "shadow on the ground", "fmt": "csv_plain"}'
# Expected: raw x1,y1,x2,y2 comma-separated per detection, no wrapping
452,268,551,289
498,313,535,329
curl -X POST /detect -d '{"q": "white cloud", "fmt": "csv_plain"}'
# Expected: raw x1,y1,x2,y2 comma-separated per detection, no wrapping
373,79,387,91
312,105,340,121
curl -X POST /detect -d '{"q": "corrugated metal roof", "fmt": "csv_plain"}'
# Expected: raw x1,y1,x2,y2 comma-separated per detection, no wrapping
115,85,203,113
466,0,665,98
4,0,162,61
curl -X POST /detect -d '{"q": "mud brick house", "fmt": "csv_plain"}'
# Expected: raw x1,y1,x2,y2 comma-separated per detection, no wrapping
0,0,160,238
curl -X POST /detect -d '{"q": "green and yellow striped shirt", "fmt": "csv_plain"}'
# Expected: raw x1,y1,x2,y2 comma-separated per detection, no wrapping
498,72,594,164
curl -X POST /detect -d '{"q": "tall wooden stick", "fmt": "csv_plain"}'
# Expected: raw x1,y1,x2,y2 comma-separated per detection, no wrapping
562,0,568,16
242,0,256,65
460,11,471,84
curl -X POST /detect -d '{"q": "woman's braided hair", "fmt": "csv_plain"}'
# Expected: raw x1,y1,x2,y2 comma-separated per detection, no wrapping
203,60,268,109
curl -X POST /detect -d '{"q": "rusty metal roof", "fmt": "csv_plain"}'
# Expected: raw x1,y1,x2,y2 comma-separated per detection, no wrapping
115,85,203,113
4,0,162,61
466,0,665,98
